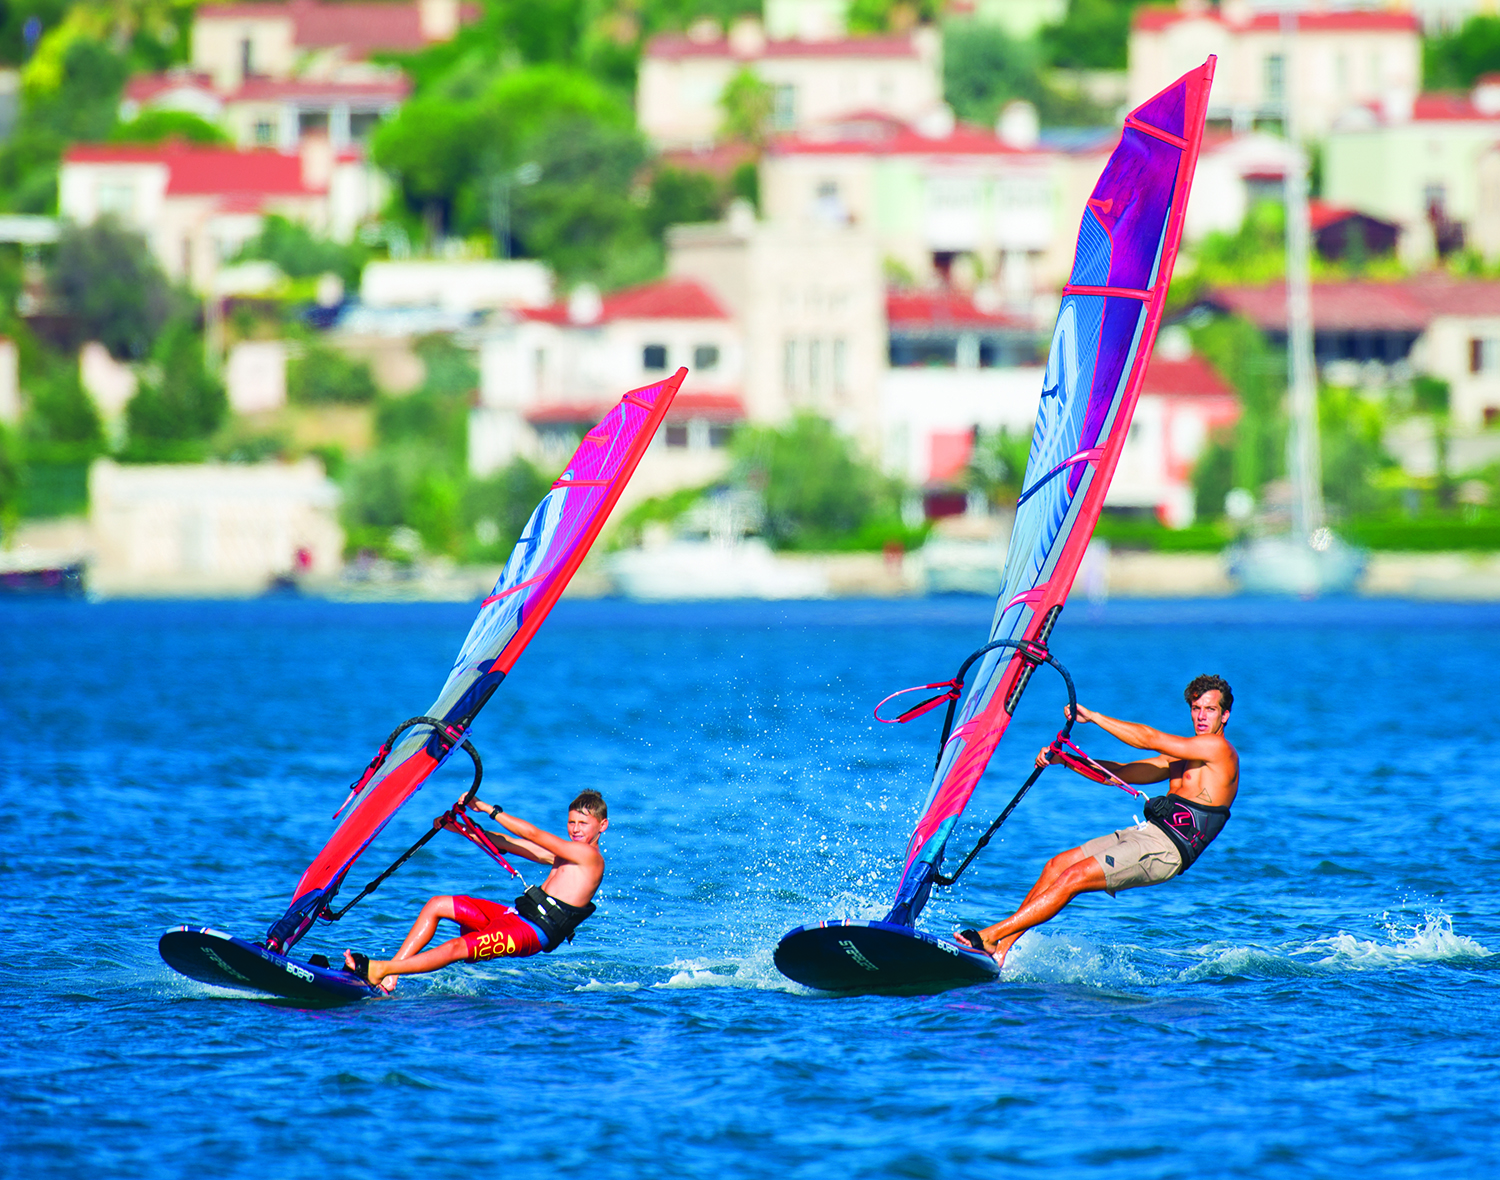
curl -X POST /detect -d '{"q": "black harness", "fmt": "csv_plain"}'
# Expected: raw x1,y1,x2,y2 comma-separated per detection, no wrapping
1144,794,1231,872
514,885,596,952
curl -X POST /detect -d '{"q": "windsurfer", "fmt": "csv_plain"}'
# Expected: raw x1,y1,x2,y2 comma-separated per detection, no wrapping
344,790,608,992
958,675,1238,966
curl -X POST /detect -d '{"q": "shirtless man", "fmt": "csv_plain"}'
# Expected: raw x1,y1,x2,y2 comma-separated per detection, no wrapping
958,674,1238,967
344,790,608,992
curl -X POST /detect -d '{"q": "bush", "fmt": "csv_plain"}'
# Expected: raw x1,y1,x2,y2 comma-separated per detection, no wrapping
461,457,554,560
49,217,177,360
233,215,367,288
111,110,229,146
21,363,104,460
124,319,227,453
732,414,907,550
288,345,378,405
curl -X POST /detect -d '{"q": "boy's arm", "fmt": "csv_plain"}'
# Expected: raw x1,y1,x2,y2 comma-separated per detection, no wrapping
482,803,599,867
1072,705,1227,762
467,799,554,865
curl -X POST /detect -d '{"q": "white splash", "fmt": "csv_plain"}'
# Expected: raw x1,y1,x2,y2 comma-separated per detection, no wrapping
1300,910,1491,969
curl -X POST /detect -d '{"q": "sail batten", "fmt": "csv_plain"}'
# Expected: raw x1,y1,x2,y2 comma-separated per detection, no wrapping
885,61,1216,926
270,369,686,948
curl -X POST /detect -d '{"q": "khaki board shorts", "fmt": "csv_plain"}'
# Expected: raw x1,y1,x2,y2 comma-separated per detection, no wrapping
1081,823,1183,896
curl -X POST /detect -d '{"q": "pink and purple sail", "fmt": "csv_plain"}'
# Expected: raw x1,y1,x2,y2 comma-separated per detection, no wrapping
886,61,1216,925
267,368,686,950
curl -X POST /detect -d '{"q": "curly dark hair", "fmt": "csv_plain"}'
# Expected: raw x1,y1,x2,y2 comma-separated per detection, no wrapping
1183,674,1233,712
569,790,607,820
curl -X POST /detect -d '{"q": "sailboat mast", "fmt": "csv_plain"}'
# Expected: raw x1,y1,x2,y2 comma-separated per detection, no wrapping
1281,8,1324,538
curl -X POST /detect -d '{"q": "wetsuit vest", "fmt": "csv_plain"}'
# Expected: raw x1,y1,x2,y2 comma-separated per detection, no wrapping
514,885,596,953
1144,794,1231,872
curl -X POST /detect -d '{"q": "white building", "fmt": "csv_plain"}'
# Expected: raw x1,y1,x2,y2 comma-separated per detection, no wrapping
637,18,944,149
190,0,469,91
59,140,386,291
1182,130,1304,241
88,457,342,596
470,278,746,501
667,207,886,448
1129,1,1421,138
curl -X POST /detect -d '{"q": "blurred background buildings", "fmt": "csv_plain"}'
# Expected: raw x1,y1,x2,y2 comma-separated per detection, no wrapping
3,0,1500,599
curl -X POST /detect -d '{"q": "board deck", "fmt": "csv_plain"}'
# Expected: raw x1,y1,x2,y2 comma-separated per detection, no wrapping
774,919,999,992
159,926,381,1004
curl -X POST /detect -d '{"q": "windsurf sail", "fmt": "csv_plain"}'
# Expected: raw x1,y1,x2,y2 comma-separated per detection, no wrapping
886,61,1215,926
266,368,687,951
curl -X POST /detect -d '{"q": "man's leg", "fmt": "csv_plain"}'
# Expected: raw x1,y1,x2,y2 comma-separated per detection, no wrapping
973,845,1109,966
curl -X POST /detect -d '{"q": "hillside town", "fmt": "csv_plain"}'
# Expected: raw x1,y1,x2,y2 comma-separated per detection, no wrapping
2,0,1500,598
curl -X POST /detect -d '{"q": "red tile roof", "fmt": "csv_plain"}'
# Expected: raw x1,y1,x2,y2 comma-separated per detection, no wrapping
124,71,216,103
231,76,409,101
1411,92,1500,122
887,288,1030,329
1133,7,1418,34
1207,276,1500,332
773,115,1042,158
646,32,919,61
196,0,477,56
523,278,730,324
1307,199,1399,233
665,392,743,420
1140,352,1236,399
64,143,319,195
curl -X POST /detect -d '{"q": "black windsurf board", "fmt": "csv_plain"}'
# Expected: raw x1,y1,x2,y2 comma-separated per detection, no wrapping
159,926,381,1003
774,919,999,992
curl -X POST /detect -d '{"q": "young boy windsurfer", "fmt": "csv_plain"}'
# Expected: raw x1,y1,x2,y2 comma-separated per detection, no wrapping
344,790,608,992
958,675,1238,967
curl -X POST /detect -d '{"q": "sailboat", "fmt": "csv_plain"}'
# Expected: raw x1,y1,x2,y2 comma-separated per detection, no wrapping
1227,11,1363,595
774,61,1217,991
160,369,686,1002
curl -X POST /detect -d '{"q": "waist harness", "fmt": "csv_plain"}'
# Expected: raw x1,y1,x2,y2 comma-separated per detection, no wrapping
514,885,596,952
1144,794,1230,872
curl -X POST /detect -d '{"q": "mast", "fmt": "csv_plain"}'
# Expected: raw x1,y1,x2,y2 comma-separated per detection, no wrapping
1281,7,1324,538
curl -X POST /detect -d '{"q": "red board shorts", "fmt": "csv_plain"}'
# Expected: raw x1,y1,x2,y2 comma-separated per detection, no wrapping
452,895,547,961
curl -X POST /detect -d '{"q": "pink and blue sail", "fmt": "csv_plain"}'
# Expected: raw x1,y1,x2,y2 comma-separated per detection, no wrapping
266,368,686,950
886,61,1216,926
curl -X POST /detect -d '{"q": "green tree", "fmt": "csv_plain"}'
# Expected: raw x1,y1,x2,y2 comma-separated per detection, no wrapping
1319,385,1393,516
966,426,1031,506
0,419,21,526
643,166,722,239
233,214,367,287
719,66,773,145
945,22,1111,128
510,114,653,284
124,319,227,451
288,345,378,405
111,109,230,146
1190,315,1286,497
1040,0,1146,71
21,363,105,459
1424,15,1500,89
461,456,554,560
732,414,903,549
50,217,176,360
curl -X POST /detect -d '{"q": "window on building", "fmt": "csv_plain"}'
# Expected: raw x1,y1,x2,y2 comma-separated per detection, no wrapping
833,338,847,392
1471,338,1500,373
783,339,799,394
709,424,733,448
665,424,689,448
693,344,719,370
253,119,275,145
299,110,329,137
643,344,667,370
1264,54,1285,105
240,38,254,81
772,84,796,131
349,111,380,140
97,182,135,219
808,339,822,395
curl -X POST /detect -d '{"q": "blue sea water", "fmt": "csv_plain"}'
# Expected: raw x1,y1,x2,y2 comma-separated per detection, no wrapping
1,595,1497,1179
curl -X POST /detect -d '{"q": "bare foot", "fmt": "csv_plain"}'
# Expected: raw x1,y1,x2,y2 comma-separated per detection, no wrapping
344,950,395,993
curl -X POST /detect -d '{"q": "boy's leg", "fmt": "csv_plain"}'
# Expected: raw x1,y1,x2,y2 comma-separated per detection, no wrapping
391,896,460,963
346,935,471,988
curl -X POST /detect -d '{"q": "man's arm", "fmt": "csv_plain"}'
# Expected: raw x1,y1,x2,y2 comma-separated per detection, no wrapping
1035,745,1171,783
1071,704,1227,762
